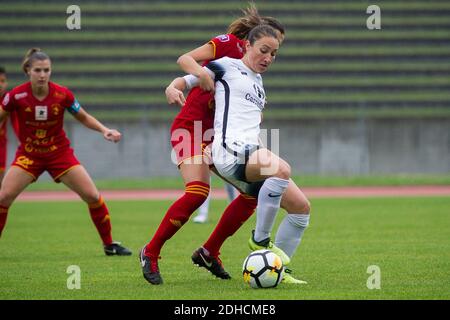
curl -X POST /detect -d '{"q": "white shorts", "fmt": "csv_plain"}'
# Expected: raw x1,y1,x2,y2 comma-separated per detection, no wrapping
211,140,263,197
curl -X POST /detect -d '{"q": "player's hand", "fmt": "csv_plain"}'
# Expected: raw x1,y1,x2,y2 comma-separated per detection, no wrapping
165,86,186,107
198,70,215,92
104,129,121,143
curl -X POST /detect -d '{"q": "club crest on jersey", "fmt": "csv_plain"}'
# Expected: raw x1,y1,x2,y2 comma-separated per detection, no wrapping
35,106,48,121
253,84,265,99
52,103,61,115
14,92,28,100
35,129,47,139
216,34,230,42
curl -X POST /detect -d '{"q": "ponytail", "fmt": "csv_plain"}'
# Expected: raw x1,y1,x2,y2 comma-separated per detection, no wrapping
227,3,263,39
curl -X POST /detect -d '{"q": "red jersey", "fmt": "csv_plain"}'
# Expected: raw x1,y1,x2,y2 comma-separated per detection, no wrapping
1,82,78,158
175,34,245,130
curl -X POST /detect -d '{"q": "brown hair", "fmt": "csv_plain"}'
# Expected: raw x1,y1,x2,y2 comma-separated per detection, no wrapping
22,48,50,74
227,3,285,40
247,24,279,45
263,16,285,37
227,3,263,40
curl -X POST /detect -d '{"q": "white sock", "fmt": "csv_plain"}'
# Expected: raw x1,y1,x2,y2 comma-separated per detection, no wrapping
275,213,310,258
196,176,212,219
253,177,290,242
197,194,210,218
225,183,237,202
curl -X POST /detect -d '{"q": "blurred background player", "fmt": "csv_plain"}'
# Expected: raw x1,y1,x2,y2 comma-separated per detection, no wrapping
0,67,19,188
192,180,237,223
0,48,131,256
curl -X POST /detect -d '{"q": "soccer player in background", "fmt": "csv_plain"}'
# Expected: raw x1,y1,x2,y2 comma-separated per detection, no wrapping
0,67,9,187
141,5,310,286
0,48,132,256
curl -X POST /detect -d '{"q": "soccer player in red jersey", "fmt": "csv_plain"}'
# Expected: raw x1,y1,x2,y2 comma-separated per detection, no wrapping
0,48,131,256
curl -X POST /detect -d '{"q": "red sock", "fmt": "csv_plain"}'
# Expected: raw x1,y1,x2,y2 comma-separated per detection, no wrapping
88,196,113,246
0,205,9,237
203,194,257,257
145,181,209,258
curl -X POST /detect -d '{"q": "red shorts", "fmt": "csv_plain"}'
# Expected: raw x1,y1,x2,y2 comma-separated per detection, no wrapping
0,139,6,172
12,147,81,182
170,118,214,166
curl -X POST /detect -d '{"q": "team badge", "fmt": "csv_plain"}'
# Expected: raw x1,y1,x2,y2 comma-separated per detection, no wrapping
216,34,230,42
253,84,265,99
35,106,48,120
35,129,47,139
52,103,61,115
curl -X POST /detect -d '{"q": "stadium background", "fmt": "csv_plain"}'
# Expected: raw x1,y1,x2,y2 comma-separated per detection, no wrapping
2,0,449,179
1,0,450,302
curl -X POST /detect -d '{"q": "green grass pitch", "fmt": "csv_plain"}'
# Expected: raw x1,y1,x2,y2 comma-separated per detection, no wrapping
0,197,449,300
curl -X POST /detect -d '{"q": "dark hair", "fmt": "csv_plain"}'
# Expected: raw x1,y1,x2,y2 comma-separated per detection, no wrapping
22,48,51,74
0,66,5,75
227,3,263,39
247,25,279,45
262,16,285,36
227,3,284,42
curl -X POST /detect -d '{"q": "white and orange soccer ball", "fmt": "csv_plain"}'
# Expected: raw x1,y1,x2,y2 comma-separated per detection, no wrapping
242,249,284,288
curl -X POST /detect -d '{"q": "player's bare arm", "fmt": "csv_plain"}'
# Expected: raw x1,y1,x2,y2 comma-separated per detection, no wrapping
72,107,121,143
177,42,215,92
165,77,188,107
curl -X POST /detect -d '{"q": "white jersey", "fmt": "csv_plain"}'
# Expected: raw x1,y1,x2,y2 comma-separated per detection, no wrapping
184,57,266,154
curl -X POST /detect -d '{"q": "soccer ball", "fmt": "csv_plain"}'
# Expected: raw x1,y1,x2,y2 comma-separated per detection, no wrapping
242,249,284,288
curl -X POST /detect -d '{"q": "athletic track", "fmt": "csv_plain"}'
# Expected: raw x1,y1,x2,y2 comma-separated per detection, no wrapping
17,186,450,202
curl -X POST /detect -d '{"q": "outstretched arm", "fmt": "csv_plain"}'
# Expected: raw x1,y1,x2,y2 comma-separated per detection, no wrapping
71,107,121,143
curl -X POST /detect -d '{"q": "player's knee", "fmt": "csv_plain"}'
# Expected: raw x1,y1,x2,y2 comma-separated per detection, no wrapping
276,162,291,179
83,192,101,205
0,191,15,207
302,200,311,214
283,196,310,214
